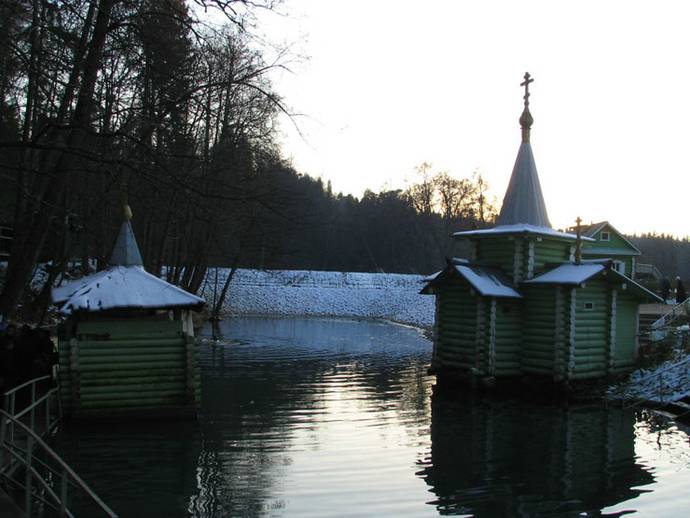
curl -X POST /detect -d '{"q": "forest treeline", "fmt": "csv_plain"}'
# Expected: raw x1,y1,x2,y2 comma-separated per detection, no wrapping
0,1,686,319
630,234,690,282
0,0,495,317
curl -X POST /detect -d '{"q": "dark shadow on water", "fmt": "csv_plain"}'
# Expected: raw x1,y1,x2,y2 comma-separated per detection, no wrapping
418,391,655,517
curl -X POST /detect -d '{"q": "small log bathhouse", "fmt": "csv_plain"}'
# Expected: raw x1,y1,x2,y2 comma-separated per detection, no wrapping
422,74,660,384
52,209,205,418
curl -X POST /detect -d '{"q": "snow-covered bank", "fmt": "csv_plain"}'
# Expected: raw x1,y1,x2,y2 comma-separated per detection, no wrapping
199,269,435,328
607,354,690,403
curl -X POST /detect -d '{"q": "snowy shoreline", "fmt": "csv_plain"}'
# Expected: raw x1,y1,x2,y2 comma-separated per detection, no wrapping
198,268,436,329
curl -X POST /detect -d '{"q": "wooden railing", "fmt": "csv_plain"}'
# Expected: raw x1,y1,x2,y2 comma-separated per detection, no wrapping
651,297,690,330
1,375,117,517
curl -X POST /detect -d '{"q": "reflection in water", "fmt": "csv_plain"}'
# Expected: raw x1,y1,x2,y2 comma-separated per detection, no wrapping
50,317,690,517
419,392,655,516
193,317,434,516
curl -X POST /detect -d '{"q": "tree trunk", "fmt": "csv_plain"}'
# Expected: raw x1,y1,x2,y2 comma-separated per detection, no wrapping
0,0,115,317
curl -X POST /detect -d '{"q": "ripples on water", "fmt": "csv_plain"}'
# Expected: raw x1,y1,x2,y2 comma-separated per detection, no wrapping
51,317,690,517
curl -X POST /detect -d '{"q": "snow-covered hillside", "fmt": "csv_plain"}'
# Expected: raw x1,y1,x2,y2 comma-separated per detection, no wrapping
199,269,435,328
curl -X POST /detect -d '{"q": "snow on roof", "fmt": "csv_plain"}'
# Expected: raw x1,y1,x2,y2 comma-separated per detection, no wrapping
496,142,551,227
454,263,522,298
52,266,205,314
422,270,443,282
524,262,606,285
423,260,521,298
453,224,594,242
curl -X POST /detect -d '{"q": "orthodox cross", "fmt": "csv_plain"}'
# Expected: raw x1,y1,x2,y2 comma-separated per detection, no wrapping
519,72,534,141
520,72,534,108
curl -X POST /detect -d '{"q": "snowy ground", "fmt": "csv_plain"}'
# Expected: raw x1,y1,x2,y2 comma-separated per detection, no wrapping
198,269,436,329
607,353,690,403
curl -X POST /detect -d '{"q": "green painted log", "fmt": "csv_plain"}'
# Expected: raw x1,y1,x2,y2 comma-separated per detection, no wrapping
79,369,186,380
81,376,186,387
572,360,607,370
438,314,476,322
438,349,474,361
79,368,187,379
79,387,191,400
439,341,474,353
440,331,477,341
523,352,555,365
522,352,555,362
79,382,187,394
438,346,475,357
78,353,185,364
522,346,556,356
77,347,186,357
436,359,473,369
76,361,186,371
439,302,475,310
523,332,555,341
496,345,522,357
439,319,477,328
573,341,607,350
78,398,186,409
79,338,185,348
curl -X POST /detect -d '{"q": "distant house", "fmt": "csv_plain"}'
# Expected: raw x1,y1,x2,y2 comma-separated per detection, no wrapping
571,221,642,279
421,75,660,385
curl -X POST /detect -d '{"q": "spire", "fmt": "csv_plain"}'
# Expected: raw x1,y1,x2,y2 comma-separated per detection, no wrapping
109,205,144,267
495,72,551,228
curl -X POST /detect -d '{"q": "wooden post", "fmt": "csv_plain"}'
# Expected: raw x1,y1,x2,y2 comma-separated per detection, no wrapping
575,217,582,265
69,337,79,412
567,288,577,380
476,298,486,375
489,298,497,376
185,335,197,405
553,287,565,381
607,288,618,374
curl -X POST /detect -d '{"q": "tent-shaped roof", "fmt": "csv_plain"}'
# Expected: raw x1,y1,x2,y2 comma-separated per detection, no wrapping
496,142,551,228
421,259,522,298
52,213,205,314
109,219,143,266
52,266,205,315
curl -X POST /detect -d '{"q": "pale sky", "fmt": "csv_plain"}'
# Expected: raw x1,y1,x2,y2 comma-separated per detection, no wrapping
251,0,690,237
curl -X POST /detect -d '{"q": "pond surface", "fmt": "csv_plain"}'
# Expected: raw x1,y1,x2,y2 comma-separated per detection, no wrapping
53,317,690,517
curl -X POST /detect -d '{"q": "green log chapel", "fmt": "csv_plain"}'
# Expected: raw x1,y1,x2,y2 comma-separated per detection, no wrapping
422,73,660,384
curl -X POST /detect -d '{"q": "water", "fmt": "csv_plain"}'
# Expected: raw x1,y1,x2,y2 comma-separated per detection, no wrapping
51,317,690,517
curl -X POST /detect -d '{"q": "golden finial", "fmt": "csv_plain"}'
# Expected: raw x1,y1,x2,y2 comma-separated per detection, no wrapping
519,72,534,143
124,204,132,221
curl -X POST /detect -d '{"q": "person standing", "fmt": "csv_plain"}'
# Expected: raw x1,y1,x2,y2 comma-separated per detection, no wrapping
660,277,671,302
676,277,687,304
